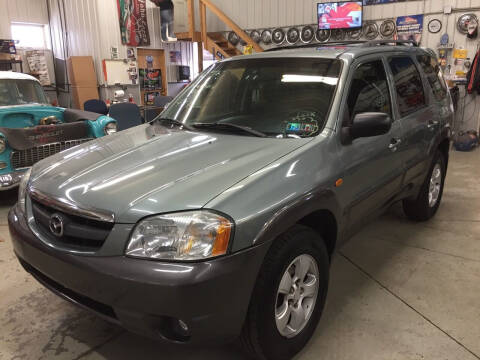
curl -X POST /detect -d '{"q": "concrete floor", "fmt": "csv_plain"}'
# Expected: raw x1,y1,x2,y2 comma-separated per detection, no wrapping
1,150,479,360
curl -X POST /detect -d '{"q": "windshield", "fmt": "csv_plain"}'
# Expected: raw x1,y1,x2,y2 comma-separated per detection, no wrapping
0,79,48,106
162,58,341,138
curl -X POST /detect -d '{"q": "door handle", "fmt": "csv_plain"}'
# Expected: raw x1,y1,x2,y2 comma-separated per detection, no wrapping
389,138,402,151
428,120,439,129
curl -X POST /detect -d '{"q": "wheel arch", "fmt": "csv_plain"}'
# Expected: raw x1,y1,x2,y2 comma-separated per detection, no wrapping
253,188,342,259
438,137,450,169
297,209,337,257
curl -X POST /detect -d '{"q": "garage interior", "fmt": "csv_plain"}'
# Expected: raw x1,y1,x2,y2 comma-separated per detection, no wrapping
1,0,480,359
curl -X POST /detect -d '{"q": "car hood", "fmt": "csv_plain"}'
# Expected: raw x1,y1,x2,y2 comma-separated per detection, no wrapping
30,123,311,223
0,105,63,128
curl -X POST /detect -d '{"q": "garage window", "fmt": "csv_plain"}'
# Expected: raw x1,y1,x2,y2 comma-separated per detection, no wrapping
11,23,49,49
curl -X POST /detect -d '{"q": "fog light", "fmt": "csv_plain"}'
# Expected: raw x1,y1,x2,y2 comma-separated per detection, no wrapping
0,162,6,170
157,316,191,342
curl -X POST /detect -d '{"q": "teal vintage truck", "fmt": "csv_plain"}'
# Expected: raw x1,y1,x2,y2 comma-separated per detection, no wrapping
0,71,117,190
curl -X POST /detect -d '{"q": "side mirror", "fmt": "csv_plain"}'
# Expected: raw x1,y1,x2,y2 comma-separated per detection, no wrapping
342,112,392,143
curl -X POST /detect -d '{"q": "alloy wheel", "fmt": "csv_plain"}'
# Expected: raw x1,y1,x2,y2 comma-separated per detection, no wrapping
275,254,319,338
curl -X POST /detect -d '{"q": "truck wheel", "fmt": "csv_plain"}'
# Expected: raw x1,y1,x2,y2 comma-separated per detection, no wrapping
240,225,329,360
403,150,446,221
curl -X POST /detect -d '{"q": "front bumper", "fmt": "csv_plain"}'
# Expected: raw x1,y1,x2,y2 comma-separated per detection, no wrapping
8,206,270,344
0,170,27,191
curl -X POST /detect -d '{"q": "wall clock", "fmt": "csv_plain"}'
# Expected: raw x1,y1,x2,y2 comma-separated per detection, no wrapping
428,19,442,34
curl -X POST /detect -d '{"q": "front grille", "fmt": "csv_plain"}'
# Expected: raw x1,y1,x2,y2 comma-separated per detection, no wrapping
19,258,117,320
11,138,93,169
31,199,114,252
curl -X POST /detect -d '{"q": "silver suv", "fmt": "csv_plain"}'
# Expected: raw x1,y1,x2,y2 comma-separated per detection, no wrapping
9,41,453,360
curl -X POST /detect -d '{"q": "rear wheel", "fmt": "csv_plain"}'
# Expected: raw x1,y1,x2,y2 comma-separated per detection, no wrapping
403,150,446,221
240,225,329,360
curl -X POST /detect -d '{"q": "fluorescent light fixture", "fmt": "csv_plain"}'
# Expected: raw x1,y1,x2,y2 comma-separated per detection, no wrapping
281,74,338,85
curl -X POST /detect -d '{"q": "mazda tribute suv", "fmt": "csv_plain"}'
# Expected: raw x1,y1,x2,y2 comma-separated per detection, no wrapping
9,41,453,360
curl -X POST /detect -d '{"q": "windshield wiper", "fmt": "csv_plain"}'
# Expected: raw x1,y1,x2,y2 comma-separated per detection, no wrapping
192,123,267,138
155,117,194,131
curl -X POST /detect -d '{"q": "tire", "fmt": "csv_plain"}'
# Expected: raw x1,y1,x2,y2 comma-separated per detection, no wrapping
403,150,446,221
240,225,330,360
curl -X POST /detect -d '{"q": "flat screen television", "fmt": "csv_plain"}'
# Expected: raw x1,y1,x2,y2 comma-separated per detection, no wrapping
317,1,363,30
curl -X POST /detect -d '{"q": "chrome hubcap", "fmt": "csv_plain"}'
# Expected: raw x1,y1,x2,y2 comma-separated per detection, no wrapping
429,163,442,208
275,254,319,338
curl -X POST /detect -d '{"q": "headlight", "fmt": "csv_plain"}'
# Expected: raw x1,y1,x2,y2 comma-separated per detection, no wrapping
0,137,5,153
126,210,233,261
104,122,117,135
18,168,32,213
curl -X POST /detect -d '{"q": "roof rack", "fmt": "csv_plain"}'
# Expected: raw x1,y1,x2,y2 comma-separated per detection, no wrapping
265,39,418,52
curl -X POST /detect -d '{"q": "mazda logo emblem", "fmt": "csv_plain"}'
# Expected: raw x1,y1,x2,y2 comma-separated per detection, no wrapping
49,214,64,237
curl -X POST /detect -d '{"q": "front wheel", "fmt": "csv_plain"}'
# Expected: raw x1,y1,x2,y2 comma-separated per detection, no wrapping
403,150,446,221
240,225,329,360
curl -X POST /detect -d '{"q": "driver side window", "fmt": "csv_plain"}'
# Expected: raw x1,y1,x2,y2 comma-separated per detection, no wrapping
346,60,392,123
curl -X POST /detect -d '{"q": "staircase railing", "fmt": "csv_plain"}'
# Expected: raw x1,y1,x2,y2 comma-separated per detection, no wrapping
198,0,263,54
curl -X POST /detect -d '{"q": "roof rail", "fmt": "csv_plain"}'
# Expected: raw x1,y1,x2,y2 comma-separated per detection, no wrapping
265,41,366,52
264,39,418,52
364,40,419,47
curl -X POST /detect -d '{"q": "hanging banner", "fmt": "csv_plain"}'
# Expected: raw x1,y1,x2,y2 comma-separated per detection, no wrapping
117,0,151,46
396,15,424,44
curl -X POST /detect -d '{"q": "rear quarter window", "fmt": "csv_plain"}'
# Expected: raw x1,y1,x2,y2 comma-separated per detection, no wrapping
416,54,448,102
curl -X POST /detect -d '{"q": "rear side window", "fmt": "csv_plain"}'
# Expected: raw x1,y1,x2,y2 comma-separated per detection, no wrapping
388,57,426,117
346,60,392,122
416,54,448,102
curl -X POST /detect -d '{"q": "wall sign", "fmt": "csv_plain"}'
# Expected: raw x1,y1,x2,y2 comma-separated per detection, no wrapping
117,0,150,46
396,15,423,44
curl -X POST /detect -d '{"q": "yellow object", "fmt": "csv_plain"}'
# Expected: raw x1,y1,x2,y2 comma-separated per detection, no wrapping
453,49,467,59
243,45,253,55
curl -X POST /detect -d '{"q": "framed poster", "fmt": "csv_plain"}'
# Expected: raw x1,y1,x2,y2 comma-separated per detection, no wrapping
139,68,162,90
170,51,181,64
396,15,424,44
117,0,150,46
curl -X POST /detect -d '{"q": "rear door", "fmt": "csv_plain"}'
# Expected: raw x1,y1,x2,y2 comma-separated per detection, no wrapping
415,54,453,147
337,56,406,235
387,55,432,187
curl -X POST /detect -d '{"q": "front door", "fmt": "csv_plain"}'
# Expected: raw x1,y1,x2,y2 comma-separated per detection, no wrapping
336,57,406,235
